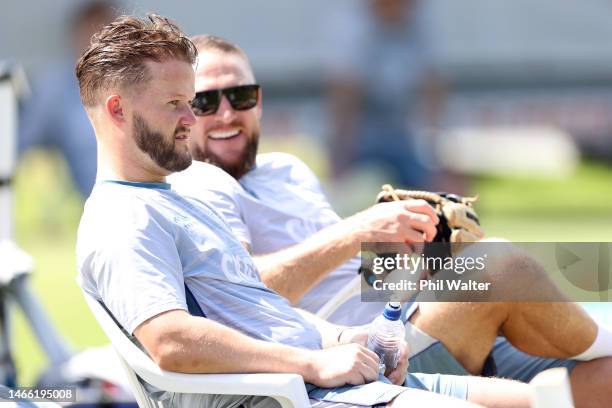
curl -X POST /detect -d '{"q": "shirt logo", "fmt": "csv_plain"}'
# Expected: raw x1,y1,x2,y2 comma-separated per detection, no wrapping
221,253,260,284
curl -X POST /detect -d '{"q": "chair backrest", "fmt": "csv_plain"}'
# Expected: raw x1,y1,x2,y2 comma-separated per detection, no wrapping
83,291,311,408
83,292,164,408
84,293,310,408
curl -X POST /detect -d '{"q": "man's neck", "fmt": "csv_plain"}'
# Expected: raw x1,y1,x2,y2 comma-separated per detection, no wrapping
97,147,166,184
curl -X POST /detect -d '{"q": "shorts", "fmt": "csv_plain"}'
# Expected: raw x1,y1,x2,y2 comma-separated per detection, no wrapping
307,372,468,407
404,304,578,381
167,372,469,407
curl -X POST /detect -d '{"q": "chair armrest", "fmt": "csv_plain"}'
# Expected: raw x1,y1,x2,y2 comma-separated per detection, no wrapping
84,293,311,407
141,370,309,401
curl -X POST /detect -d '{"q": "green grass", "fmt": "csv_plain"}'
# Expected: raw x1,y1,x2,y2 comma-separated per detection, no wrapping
474,162,612,241
10,146,612,385
475,162,612,217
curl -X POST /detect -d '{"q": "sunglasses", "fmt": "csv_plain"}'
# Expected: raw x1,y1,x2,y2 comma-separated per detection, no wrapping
191,84,260,116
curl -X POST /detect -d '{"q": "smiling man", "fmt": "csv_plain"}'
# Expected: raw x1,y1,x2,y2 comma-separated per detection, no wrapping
188,43,260,180
170,34,612,408
75,14,518,408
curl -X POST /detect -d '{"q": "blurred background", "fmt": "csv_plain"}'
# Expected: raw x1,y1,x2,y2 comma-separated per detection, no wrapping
2,0,612,395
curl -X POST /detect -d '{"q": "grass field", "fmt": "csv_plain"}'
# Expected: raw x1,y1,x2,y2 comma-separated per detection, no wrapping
10,147,612,385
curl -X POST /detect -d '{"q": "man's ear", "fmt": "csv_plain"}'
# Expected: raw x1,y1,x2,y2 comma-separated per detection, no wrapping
105,94,125,124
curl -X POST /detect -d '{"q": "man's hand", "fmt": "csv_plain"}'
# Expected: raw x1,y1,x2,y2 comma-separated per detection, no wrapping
385,340,409,386
352,200,439,245
305,343,380,388
338,327,410,386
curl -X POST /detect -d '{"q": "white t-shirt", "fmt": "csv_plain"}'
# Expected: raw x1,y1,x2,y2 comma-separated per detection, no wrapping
170,153,383,325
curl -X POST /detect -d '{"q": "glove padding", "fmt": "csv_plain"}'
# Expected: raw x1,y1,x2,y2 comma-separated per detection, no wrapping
376,184,485,259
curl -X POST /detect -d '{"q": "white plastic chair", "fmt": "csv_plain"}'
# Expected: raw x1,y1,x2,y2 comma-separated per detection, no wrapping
83,292,311,408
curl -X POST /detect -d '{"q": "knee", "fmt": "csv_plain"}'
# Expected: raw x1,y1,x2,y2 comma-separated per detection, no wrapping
417,301,507,324
460,242,553,301
486,244,548,286
457,239,524,280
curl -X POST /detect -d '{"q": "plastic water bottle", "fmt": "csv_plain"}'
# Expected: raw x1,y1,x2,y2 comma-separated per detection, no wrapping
367,302,406,373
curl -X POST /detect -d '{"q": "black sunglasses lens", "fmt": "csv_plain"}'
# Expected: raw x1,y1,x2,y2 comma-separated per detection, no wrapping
191,90,220,116
225,85,259,111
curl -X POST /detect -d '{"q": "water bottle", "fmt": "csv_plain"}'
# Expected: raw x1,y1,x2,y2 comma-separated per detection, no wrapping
366,302,406,373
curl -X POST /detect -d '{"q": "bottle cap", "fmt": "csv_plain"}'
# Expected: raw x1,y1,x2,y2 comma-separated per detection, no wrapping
383,302,402,321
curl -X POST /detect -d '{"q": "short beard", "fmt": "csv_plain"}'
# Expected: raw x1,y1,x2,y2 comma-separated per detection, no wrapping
133,113,192,173
192,129,259,180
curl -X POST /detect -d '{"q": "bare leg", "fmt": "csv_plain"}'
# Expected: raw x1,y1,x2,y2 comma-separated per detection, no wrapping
412,302,612,406
570,357,612,408
411,299,597,374
387,388,483,407
410,302,504,374
411,240,598,373
501,301,595,358
387,376,529,408
466,376,530,408
409,242,612,407
480,245,596,358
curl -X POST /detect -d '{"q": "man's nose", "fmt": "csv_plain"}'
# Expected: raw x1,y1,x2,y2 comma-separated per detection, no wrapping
181,102,197,126
215,95,237,123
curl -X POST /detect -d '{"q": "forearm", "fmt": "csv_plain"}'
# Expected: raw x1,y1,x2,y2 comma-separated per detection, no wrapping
294,308,346,348
135,311,316,380
255,216,363,304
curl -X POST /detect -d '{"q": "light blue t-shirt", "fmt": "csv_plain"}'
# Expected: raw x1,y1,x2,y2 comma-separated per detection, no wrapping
77,180,321,350
170,153,383,325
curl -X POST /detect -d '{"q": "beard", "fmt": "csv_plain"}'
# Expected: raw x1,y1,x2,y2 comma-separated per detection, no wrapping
192,127,259,180
133,113,192,173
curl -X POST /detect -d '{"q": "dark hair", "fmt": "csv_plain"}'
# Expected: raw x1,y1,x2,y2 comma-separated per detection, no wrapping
190,34,247,58
76,13,197,107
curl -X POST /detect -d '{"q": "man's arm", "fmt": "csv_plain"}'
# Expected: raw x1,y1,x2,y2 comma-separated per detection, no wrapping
294,308,410,386
255,199,439,304
293,308,347,348
253,217,361,306
134,309,380,388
